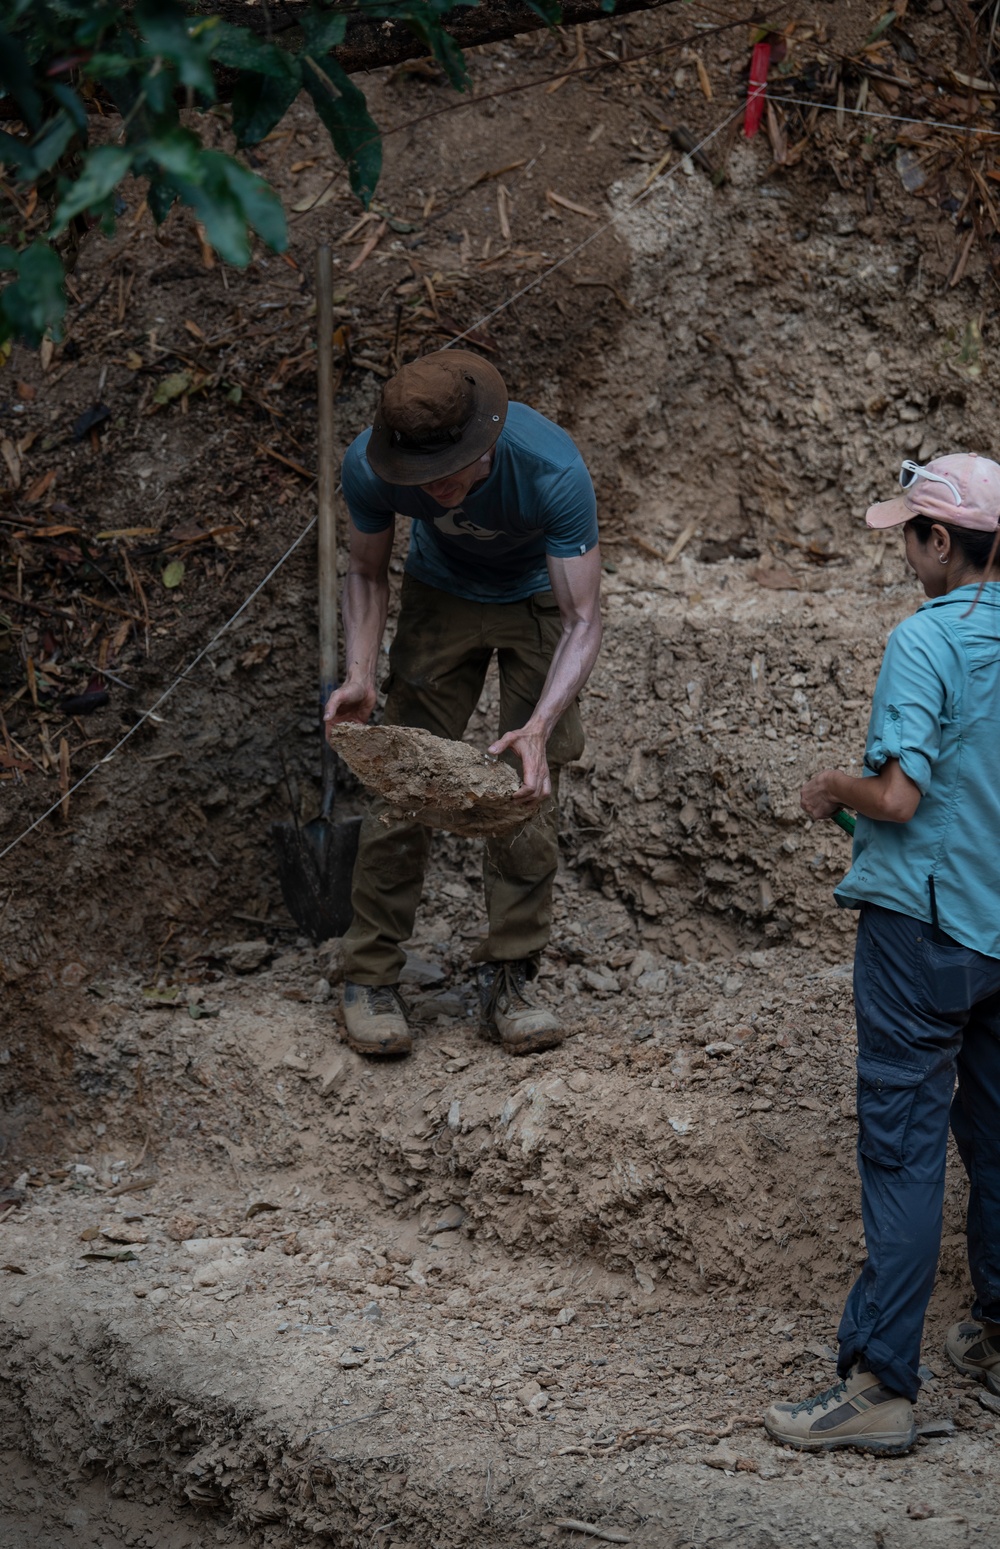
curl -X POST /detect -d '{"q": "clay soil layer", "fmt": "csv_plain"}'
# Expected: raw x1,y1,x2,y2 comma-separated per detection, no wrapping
3,2,1000,1545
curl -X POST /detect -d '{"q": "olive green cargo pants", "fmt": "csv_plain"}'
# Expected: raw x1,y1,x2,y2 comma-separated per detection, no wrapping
341,574,584,984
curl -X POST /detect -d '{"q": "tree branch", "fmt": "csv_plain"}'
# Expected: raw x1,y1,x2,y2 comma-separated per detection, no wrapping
207,0,684,76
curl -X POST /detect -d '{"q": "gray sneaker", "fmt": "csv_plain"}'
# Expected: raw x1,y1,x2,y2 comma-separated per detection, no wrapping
764,1366,916,1455
478,961,563,1055
342,982,411,1057
946,1321,1000,1394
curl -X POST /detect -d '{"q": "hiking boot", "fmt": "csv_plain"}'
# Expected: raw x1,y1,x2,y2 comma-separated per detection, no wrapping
478,960,563,1055
763,1367,916,1455
946,1321,1000,1394
342,982,411,1057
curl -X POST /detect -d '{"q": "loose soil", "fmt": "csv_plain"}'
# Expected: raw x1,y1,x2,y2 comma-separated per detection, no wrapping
328,724,533,836
3,3,1000,1545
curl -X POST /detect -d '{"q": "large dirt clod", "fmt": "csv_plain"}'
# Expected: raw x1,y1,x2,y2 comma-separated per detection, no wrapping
328,724,540,836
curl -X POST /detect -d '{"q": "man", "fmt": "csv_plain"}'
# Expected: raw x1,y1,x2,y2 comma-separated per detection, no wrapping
323,348,602,1059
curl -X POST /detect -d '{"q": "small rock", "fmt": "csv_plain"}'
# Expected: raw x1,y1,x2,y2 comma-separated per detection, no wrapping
978,1391,1000,1416
313,1048,361,1096
723,976,744,998
339,1350,368,1368
421,992,467,1018
313,978,332,1003
281,1051,311,1073
704,1445,740,1471
516,1380,548,1414
555,1307,576,1326
443,1372,464,1389
99,1221,149,1245
433,1204,466,1232
668,1116,691,1134
430,1230,463,1253
636,969,670,994
750,1098,773,1112
580,967,620,995
565,1070,592,1094
704,1042,735,1058
400,953,445,987
361,1301,383,1322
220,940,273,974
631,1024,655,1043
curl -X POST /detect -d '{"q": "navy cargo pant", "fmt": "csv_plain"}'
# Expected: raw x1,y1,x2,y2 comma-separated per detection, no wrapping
838,903,1000,1400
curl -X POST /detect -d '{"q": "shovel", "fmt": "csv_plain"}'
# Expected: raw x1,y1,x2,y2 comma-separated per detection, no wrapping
271,245,361,941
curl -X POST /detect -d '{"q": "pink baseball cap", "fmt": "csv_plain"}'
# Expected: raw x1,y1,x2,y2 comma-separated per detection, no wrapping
866,453,1000,531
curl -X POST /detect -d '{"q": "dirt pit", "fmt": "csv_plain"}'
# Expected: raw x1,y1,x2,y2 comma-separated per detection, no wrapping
328,724,536,836
4,1,1000,1543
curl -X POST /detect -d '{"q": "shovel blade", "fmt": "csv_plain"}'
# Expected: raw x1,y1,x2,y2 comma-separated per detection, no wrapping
271,814,361,943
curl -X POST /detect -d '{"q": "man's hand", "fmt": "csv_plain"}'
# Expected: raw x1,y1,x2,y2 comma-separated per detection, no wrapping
324,679,376,739
490,721,551,803
800,770,842,820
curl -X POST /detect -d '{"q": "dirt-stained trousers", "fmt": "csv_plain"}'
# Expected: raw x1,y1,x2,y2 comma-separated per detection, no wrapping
838,902,1000,1401
341,574,585,985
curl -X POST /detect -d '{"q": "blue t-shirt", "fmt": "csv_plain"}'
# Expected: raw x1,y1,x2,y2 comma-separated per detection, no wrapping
341,401,598,603
835,584,1000,958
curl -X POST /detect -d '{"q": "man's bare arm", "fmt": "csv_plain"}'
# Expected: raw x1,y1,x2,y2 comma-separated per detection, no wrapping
323,522,394,730
490,546,603,801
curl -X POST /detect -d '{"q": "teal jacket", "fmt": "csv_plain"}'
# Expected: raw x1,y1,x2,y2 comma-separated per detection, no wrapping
835,583,1000,959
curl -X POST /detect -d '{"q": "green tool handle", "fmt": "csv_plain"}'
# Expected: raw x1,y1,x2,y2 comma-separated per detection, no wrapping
832,809,857,837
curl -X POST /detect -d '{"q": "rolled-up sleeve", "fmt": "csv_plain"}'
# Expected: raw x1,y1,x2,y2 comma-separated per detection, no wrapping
864,620,947,795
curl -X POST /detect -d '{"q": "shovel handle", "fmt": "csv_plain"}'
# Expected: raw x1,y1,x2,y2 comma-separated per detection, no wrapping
316,246,339,818
831,808,857,837
316,245,338,710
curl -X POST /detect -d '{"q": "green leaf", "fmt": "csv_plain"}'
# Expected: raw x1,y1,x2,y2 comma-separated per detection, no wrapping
51,144,133,235
865,11,897,45
147,177,178,225
302,55,382,208
213,154,287,251
231,65,301,146
212,23,298,79
135,0,217,99
162,559,185,587
0,26,42,130
0,241,66,347
299,4,347,58
142,126,205,183
25,110,77,178
173,173,250,265
152,372,191,405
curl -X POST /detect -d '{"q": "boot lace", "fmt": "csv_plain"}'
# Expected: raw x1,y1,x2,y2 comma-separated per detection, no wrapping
367,985,406,1016
485,962,533,1022
790,1377,848,1417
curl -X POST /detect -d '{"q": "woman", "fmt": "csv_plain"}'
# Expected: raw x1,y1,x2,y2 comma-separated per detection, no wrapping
764,453,1000,1454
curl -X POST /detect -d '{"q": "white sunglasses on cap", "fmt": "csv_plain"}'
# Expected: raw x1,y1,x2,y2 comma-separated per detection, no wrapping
900,459,961,504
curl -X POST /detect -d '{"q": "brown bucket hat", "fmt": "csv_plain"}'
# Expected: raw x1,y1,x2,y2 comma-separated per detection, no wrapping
366,349,508,485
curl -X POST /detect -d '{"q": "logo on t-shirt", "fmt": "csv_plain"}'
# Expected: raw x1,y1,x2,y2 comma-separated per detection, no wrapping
433,507,500,543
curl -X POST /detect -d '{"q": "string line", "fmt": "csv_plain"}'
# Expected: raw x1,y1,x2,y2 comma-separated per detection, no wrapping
0,517,317,863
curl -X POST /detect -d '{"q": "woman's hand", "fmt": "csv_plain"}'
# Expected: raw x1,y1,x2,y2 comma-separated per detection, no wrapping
800,770,843,821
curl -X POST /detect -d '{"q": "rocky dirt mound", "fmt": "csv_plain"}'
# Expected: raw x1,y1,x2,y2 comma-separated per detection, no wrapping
329,724,538,836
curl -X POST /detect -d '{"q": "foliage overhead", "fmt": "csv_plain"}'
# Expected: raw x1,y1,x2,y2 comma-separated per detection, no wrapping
0,0,566,347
